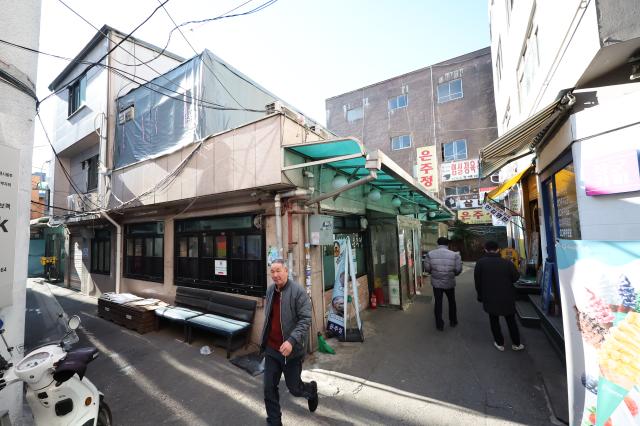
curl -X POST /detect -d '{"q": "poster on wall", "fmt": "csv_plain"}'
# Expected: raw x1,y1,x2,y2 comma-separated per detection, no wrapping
556,239,640,426
0,144,19,309
214,260,227,276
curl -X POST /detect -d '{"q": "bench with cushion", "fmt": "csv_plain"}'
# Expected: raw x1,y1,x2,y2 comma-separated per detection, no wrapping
155,287,257,358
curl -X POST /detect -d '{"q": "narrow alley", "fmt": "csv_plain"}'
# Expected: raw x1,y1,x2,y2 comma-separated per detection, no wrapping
33,264,567,426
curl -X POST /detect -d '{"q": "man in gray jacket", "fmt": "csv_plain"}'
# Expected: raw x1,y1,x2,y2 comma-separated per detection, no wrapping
423,237,463,331
260,259,318,425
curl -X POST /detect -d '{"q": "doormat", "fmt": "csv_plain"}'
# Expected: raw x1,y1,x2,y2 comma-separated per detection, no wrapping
229,352,264,376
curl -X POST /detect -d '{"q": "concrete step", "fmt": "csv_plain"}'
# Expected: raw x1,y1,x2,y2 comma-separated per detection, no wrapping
515,299,541,328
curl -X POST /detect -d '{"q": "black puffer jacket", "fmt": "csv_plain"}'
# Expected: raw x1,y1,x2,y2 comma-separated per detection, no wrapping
474,252,520,316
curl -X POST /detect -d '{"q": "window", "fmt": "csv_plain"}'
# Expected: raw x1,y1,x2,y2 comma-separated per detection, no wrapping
175,215,265,297
91,229,110,275
437,79,463,103
443,139,467,162
68,75,86,117
445,186,471,196
495,40,503,84
347,106,363,122
86,155,99,192
124,222,164,282
391,135,412,150
388,94,408,111
517,24,540,107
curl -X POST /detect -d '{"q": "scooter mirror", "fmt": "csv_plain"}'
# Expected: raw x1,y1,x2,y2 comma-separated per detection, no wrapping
0,318,3,330
68,315,81,330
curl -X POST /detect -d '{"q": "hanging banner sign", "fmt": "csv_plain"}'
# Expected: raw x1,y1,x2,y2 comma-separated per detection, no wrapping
556,240,640,426
416,146,439,193
482,202,511,224
441,159,479,182
0,144,19,309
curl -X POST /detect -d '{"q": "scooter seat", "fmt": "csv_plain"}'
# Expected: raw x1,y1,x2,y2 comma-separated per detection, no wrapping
53,347,99,384
64,347,99,364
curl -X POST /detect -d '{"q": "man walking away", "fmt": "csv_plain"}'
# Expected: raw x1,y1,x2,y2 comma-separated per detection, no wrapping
260,259,319,425
423,237,463,331
474,241,524,351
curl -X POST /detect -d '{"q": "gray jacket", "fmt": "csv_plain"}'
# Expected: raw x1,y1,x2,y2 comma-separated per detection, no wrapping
260,279,311,359
423,245,463,289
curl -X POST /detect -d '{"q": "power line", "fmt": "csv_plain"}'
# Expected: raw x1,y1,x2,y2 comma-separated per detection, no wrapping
158,0,246,109
0,38,266,113
40,0,172,106
35,112,102,211
31,199,84,214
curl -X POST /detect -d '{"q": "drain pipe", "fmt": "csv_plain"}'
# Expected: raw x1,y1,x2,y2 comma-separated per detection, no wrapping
275,189,313,258
101,211,122,294
304,169,378,206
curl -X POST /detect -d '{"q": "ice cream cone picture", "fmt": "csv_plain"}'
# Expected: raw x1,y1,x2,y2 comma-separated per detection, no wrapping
596,312,640,425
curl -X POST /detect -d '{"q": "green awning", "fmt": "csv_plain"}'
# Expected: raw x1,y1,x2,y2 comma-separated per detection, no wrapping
284,139,454,220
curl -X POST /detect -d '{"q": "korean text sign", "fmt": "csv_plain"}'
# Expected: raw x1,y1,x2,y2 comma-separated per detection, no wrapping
416,146,439,192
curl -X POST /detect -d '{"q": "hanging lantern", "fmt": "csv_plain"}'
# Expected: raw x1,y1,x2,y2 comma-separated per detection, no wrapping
367,188,381,201
331,174,348,190
391,197,402,208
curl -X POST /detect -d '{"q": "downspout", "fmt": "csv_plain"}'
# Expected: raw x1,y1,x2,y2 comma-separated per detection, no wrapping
304,170,378,206
101,211,122,294
274,188,314,258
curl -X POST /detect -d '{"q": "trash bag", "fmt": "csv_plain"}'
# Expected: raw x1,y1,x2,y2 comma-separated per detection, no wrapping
200,345,212,355
318,332,335,354
229,352,265,376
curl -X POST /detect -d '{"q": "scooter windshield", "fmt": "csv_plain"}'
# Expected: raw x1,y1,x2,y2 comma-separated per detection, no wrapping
24,280,79,353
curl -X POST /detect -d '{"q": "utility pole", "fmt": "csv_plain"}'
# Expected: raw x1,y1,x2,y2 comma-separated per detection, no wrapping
0,0,43,423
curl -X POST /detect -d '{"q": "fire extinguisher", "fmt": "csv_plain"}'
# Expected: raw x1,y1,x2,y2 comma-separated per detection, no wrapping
370,293,377,309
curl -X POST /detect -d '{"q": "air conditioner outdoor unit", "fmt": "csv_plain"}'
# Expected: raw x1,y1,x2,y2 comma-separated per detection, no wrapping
67,194,80,212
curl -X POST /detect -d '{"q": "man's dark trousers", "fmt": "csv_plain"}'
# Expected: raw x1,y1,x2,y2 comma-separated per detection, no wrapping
433,287,457,329
264,347,315,425
489,314,521,346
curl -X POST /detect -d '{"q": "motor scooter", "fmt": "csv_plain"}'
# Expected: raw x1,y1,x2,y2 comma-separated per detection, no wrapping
0,284,112,426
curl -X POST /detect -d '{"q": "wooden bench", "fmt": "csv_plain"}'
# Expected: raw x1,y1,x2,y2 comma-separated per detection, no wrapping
155,287,257,358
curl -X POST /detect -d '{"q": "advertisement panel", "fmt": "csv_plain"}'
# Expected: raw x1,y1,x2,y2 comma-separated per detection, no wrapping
416,146,439,193
0,144,19,308
441,159,479,182
457,208,492,224
556,240,640,426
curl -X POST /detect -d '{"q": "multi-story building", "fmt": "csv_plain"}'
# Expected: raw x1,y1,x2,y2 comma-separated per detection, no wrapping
326,47,502,256
30,172,47,219
486,2,640,423
47,26,453,349
47,26,184,294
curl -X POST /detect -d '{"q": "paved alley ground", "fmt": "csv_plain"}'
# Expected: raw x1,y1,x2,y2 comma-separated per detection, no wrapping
27,265,568,425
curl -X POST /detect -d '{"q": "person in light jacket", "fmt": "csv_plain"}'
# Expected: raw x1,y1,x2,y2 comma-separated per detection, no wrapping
260,259,318,425
423,237,463,331
474,241,524,352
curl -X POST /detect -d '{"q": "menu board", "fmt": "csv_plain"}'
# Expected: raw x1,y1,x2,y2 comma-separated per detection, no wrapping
555,165,581,240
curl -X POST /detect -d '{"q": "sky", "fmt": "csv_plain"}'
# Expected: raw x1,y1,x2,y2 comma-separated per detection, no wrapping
31,0,490,173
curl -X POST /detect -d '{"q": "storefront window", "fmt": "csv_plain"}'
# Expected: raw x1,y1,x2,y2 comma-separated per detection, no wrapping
174,215,265,297
124,222,164,282
555,164,581,240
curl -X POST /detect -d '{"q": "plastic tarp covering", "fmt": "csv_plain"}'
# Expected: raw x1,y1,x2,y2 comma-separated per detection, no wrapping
115,50,277,169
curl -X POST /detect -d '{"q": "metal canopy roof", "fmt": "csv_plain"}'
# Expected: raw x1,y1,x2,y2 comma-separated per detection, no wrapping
285,139,454,219
479,90,575,178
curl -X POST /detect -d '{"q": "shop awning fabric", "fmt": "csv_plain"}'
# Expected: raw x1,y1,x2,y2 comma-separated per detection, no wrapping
284,139,454,220
485,165,533,201
479,90,575,178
